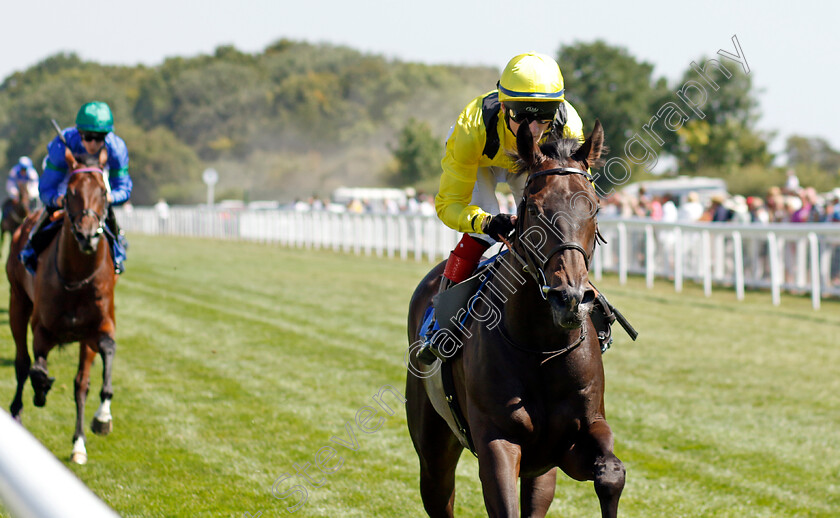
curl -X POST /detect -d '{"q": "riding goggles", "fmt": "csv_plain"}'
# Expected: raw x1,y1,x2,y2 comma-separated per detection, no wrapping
505,100,559,125
80,131,107,142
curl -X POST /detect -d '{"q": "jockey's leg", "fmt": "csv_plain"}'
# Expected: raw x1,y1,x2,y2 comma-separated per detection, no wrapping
441,234,491,287
104,206,127,274
19,209,53,274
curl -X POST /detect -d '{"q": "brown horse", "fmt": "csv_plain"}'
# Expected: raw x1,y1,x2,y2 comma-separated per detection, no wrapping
1,179,31,249
7,146,117,465
406,120,625,517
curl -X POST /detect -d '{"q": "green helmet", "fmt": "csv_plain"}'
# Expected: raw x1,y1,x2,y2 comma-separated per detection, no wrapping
75,101,114,133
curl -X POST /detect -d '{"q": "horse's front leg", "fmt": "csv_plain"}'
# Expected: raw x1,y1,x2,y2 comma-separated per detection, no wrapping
8,286,33,420
520,468,557,518
29,326,56,407
475,433,521,518
72,341,97,464
91,333,116,436
560,418,625,518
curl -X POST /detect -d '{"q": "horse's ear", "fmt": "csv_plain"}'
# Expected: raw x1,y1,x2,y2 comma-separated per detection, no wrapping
516,123,537,167
98,147,108,169
573,119,605,167
64,147,78,171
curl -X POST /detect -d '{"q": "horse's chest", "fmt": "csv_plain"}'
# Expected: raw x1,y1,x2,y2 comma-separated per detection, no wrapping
38,295,104,335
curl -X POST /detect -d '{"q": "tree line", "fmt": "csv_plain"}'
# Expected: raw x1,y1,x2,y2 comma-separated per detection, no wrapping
0,40,836,205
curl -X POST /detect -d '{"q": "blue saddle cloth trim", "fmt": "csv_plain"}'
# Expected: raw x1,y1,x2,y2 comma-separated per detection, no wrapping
423,249,509,342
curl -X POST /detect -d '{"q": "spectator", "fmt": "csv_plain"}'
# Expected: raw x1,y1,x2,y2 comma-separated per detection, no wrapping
766,187,787,222
783,168,800,195
729,195,751,224
678,191,704,222
708,194,733,222
661,193,678,223
747,197,770,223
154,198,170,232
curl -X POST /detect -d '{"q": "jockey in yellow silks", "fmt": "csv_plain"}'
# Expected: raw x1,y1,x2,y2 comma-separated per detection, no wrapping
416,52,631,365
435,52,585,285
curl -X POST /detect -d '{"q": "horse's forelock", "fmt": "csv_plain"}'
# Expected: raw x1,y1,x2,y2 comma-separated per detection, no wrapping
76,153,102,168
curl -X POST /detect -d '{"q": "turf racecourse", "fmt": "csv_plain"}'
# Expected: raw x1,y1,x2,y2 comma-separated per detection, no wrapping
0,234,838,517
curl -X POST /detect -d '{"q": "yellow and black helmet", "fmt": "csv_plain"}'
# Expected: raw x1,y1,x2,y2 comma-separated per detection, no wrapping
497,52,565,103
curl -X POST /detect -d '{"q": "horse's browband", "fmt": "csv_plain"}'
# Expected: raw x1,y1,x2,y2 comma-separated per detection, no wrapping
524,167,592,190
70,167,104,177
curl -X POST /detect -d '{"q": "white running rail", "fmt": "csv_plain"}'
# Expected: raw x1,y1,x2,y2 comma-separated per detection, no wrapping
0,412,119,517
117,208,840,309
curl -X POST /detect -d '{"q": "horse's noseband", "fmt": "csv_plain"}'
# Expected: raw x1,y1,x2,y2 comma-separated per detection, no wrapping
512,167,596,300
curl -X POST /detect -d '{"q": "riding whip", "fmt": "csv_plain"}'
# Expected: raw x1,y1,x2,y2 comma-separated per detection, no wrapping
50,119,69,147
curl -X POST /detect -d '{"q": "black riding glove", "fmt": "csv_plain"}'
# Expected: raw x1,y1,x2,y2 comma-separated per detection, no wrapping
482,213,517,241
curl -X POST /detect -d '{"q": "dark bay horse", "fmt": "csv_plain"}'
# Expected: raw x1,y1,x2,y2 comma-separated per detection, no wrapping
1,179,31,249
406,120,625,517
7,146,117,465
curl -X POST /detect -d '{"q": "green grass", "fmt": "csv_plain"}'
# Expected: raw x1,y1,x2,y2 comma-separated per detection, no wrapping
0,235,838,517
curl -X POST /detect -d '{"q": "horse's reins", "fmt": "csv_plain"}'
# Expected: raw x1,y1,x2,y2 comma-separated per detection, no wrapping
477,166,598,363
506,167,600,300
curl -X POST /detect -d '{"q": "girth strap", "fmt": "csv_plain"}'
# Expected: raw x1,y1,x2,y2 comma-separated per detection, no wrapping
441,360,477,457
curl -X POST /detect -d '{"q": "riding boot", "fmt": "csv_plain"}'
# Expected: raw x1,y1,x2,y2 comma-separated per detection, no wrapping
104,206,127,274
19,209,54,274
417,235,490,365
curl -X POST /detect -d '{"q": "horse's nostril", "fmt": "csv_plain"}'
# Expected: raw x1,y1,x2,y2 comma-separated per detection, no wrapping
582,289,596,305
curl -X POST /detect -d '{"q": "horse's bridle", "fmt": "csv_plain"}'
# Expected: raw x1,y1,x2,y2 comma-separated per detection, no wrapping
508,167,599,300
65,168,107,239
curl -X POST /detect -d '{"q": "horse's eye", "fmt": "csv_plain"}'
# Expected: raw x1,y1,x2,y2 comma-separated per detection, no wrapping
527,205,538,216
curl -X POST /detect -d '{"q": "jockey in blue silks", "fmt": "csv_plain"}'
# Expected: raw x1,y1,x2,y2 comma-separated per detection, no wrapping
6,156,39,203
19,101,131,274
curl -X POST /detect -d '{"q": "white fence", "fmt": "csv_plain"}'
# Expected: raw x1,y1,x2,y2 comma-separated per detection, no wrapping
0,412,119,518
116,208,840,309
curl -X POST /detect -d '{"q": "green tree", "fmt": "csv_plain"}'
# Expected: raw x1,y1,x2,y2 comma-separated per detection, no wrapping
390,118,441,186
667,55,772,173
557,41,661,160
117,123,203,204
786,135,840,174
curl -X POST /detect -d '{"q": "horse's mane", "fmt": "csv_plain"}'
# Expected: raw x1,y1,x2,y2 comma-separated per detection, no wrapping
75,153,103,168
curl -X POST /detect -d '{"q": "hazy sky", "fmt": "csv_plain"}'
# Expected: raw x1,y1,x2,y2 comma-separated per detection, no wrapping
3,0,839,153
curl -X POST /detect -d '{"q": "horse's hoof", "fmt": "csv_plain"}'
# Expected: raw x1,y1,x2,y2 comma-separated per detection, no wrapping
70,451,87,465
91,417,112,436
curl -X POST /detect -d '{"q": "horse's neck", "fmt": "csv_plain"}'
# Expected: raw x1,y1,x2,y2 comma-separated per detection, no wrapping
18,188,28,211
56,222,105,282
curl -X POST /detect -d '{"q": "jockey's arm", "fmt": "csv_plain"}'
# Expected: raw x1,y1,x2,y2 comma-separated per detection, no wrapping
105,135,131,206
39,167,65,209
6,175,19,198
435,102,493,234
107,171,132,205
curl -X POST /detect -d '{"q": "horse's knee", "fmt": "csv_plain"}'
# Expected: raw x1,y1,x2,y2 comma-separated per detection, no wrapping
593,454,625,499
99,335,116,356
29,364,55,407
